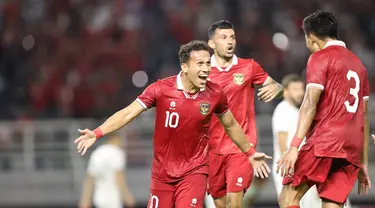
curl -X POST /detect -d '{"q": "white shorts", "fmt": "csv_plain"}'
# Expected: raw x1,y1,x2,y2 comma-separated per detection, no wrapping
204,192,215,208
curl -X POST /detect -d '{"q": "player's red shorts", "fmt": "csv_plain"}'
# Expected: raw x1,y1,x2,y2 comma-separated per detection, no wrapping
208,152,253,199
283,145,360,204
147,173,207,208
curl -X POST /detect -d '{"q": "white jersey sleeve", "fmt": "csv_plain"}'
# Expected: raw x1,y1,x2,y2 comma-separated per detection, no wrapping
272,103,290,133
87,150,100,176
87,145,126,176
112,148,125,171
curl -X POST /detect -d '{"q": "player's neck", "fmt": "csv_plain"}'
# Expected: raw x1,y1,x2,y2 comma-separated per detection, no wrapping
320,38,337,50
180,73,200,93
106,140,120,146
284,98,298,109
213,53,232,68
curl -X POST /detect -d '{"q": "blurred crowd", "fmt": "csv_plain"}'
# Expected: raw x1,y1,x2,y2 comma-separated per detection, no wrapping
0,0,374,119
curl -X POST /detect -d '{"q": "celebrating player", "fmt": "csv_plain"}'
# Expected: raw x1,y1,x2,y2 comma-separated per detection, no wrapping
205,20,283,208
277,11,371,208
74,40,271,208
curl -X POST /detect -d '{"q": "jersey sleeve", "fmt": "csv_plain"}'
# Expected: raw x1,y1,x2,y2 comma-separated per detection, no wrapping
112,149,125,171
215,88,230,115
363,69,370,100
136,82,160,109
272,106,289,133
251,61,269,85
306,53,328,90
87,153,98,176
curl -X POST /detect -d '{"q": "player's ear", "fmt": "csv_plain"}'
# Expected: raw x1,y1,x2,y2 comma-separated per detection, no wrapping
181,63,188,73
208,39,215,50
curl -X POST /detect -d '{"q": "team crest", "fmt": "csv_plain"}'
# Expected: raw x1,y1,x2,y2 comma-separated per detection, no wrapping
200,103,210,116
233,73,245,86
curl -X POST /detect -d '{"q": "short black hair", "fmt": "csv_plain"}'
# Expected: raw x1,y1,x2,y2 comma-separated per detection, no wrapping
208,20,234,39
282,74,304,88
302,11,338,39
178,40,210,64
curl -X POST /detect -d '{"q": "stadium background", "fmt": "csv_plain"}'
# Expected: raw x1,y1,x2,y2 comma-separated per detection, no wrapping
0,0,374,207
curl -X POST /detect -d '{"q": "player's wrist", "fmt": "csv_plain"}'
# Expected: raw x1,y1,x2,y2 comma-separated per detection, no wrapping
93,128,103,139
290,136,302,148
244,143,255,158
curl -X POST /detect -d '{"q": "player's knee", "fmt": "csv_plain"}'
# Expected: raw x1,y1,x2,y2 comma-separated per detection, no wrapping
227,200,242,208
278,192,302,208
227,193,243,208
213,197,226,208
278,192,287,208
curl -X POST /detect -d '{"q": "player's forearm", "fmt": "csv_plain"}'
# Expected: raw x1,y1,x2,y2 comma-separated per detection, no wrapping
97,101,143,136
362,114,369,166
223,120,252,153
294,101,317,141
117,173,134,204
263,77,284,98
277,132,288,153
80,176,94,205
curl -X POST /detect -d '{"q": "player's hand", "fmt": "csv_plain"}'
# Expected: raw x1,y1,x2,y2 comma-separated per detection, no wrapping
75,129,96,156
357,165,371,196
372,134,375,144
124,195,136,208
78,201,91,208
257,82,283,103
276,147,298,177
249,152,272,179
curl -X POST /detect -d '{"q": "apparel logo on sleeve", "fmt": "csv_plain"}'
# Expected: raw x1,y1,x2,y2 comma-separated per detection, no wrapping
200,103,210,115
190,198,197,207
233,73,245,86
169,101,176,110
236,177,243,186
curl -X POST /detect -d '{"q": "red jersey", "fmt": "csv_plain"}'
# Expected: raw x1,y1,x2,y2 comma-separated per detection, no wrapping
208,55,269,154
136,73,230,182
301,41,370,167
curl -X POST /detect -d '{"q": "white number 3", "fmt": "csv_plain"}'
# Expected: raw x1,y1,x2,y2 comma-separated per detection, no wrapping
344,70,360,113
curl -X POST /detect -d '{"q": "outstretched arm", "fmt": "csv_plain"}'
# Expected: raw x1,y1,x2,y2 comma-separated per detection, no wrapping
75,101,145,155
216,111,272,178
95,101,145,136
216,111,253,153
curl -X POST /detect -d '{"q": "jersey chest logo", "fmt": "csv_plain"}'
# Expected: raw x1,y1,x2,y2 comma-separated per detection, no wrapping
200,103,210,116
233,73,245,86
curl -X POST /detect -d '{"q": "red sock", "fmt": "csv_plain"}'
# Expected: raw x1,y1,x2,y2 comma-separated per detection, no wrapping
287,206,300,208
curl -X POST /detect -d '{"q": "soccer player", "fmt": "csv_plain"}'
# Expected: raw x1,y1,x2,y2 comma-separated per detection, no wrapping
205,20,284,208
277,11,371,208
75,40,271,208
78,133,135,208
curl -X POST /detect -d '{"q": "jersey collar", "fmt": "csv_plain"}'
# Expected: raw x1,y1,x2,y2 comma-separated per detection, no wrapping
211,55,238,72
323,40,346,49
176,72,206,92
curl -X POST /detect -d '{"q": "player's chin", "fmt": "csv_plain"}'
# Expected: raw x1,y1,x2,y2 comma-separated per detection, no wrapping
225,53,234,58
195,79,207,88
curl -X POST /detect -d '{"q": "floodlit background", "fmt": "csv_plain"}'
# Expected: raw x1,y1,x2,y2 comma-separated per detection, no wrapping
0,0,374,207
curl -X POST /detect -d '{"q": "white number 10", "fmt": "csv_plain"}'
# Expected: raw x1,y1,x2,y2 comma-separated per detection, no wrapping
165,111,179,128
344,70,360,113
